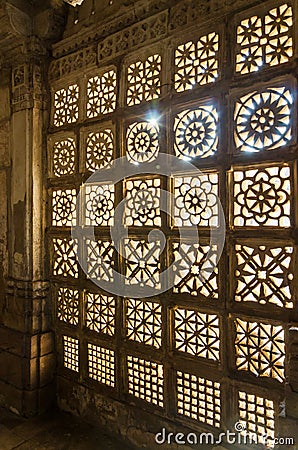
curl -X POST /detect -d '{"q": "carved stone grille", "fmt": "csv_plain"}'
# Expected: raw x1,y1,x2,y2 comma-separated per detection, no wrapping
174,309,220,360
87,344,115,386
234,244,294,308
86,69,117,118
236,4,293,74
127,54,161,106
86,293,115,336
174,32,220,92
53,85,79,127
177,371,221,427
86,129,114,171
52,138,76,176
238,391,275,445
234,318,285,383
126,299,162,348
49,0,296,442
174,104,218,159
127,356,163,407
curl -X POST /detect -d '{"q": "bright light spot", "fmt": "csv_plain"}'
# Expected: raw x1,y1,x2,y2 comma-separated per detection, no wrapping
147,111,160,127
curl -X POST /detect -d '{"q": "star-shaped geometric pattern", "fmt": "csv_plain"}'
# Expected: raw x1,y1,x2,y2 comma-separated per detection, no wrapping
126,299,162,348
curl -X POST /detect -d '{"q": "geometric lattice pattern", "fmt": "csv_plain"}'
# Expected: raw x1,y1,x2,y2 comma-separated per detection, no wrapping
234,87,293,152
177,371,221,427
173,242,218,299
63,336,79,372
53,238,78,278
86,129,114,172
85,293,115,336
127,356,163,407
175,33,219,92
235,244,294,308
174,105,218,159
124,178,161,227
126,121,159,164
53,138,76,176
53,85,79,127
127,54,161,106
233,165,291,227
87,343,115,387
174,309,220,360
86,239,114,282
174,173,219,227
126,299,162,348
238,391,275,447
235,318,285,383
85,184,114,226
236,4,293,74
57,287,79,325
52,189,77,226
86,69,117,118
124,239,160,289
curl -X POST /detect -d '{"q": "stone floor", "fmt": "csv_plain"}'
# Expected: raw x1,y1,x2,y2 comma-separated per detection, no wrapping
0,406,134,450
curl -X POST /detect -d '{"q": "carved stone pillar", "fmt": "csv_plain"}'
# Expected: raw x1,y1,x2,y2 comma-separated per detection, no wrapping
0,1,66,416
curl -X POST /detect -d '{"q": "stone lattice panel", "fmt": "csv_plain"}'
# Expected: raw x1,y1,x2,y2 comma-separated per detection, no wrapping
124,178,161,227
173,242,218,299
87,343,115,387
85,239,115,282
236,4,293,74
234,243,294,308
126,299,162,348
127,54,161,106
53,238,78,278
57,287,79,326
174,309,220,360
127,356,163,407
63,336,79,372
52,138,76,177
238,391,275,446
84,184,115,226
234,318,285,383
177,371,221,428
126,121,159,164
173,173,219,227
52,189,77,227
85,292,115,336
175,32,220,92
123,239,161,289
86,69,117,118
53,84,79,127
232,165,291,227
85,128,114,172
174,104,218,159
234,86,293,152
